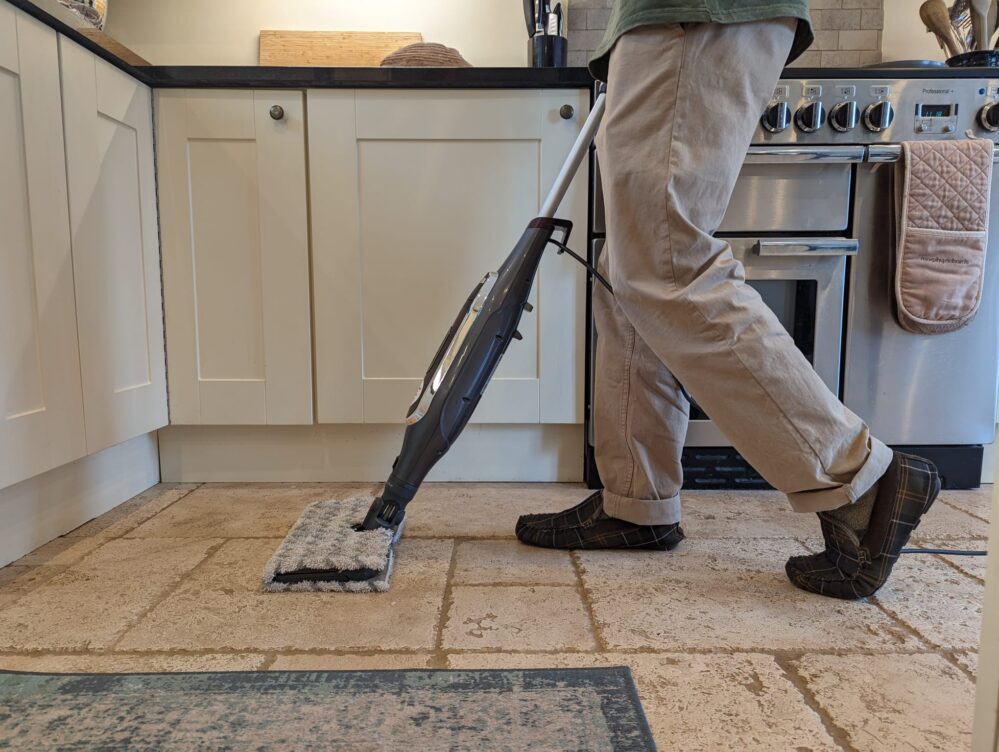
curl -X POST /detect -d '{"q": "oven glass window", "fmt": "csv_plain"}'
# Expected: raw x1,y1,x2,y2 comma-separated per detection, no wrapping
686,279,818,421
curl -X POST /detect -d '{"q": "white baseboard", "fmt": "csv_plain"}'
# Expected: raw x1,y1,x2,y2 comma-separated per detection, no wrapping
158,424,584,483
0,433,160,566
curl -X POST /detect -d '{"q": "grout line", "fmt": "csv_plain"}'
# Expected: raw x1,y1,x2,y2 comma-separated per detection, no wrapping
937,496,991,524
929,551,986,585
429,540,461,669
569,551,608,653
107,537,228,652
772,652,859,752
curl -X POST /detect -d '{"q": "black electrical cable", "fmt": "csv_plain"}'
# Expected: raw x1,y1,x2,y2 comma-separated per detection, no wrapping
548,238,614,294
901,548,987,556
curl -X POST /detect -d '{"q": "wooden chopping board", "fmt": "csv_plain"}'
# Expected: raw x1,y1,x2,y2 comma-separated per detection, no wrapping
259,30,423,67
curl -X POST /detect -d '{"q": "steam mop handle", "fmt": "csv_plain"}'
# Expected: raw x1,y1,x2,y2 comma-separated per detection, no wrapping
538,89,607,219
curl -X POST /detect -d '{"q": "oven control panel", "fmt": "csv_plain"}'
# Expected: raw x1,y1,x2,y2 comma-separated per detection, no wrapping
755,78,999,144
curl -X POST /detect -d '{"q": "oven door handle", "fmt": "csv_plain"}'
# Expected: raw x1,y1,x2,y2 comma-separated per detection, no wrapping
744,146,866,163
754,238,860,257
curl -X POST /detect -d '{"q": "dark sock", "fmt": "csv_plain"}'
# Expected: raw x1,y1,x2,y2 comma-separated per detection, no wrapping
822,482,878,536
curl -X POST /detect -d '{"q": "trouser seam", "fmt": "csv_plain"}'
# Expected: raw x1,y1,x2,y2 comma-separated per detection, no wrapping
621,325,638,498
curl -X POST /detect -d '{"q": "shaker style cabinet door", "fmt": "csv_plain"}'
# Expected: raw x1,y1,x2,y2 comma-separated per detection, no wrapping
157,90,313,425
0,7,86,489
309,89,588,424
59,37,168,453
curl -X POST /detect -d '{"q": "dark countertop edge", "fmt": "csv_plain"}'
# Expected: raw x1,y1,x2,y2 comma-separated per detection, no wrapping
145,66,596,89
9,0,999,88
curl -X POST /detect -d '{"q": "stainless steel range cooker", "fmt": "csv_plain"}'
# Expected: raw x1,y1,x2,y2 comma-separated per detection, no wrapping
584,70,999,490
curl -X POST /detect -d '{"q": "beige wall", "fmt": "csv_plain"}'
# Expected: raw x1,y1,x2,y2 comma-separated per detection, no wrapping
882,0,947,62
105,0,528,66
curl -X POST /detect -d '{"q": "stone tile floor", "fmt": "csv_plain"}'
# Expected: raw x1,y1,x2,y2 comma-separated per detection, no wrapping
0,482,991,751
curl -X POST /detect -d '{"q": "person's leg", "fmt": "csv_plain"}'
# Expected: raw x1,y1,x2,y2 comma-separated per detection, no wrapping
515,249,687,549
595,21,893,514
593,20,939,598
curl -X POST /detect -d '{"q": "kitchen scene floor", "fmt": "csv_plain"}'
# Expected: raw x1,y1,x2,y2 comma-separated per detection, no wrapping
0,482,990,751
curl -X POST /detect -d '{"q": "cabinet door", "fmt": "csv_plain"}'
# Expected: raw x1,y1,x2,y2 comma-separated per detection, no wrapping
0,8,86,489
60,37,167,453
157,90,312,425
310,89,588,424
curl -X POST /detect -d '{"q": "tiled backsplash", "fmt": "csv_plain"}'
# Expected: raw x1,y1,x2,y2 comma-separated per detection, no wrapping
567,0,883,69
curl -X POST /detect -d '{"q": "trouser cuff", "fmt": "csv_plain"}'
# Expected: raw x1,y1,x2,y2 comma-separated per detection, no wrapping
785,437,894,514
603,490,682,526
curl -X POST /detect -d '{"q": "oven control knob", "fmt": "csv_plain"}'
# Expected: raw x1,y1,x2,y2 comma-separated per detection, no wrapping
829,100,860,132
978,102,999,132
863,100,895,132
794,101,826,133
760,101,791,133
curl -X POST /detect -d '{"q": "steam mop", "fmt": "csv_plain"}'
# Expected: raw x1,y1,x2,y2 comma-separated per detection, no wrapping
261,90,608,592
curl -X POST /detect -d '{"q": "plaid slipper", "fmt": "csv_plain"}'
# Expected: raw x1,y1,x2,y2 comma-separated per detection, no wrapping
786,451,941,600
516,491,685,551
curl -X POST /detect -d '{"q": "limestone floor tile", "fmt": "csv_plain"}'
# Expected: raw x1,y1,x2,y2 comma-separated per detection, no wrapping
938,486,992,522
126,483,379,539
403,483,587,538
680,490,817,539
115,539,452,652
447,652,838,752
577,538,810,585
911,499,990,541
0,565,65,595
793,653,975,752
268,653,434,670
453,541,576,585
935,540,988,581
0,653,267,673
443,585,596,651
953,651,978,676
0,538,220,651
873,554,983,650
588,576,917,651
67,483,200,538
13,536,105,568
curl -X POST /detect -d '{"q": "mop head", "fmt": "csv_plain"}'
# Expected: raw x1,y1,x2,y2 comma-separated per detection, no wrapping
261,497,403,593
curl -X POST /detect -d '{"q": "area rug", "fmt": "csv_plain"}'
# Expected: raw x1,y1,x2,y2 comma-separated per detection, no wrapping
0,667,656,751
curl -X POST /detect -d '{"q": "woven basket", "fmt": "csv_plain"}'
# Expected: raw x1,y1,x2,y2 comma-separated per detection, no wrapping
380,42,472,67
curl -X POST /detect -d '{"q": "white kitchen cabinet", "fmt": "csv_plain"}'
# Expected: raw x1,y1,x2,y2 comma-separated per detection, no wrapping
0,7,87,489
309,89,589,424
156,90,313,425
59,36,167,453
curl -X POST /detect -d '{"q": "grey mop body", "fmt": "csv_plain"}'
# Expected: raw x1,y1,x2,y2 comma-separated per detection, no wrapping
264,91,607,592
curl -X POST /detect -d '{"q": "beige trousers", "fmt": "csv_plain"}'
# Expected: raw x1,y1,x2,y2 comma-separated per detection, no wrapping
593,21,894,526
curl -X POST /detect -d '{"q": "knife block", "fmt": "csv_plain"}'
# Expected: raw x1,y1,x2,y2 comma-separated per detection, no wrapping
528,35,568,67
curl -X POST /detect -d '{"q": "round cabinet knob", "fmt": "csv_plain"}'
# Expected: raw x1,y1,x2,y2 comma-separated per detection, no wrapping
829,100,860,133
794,101,826,133
559,104,575,120
269,105,285,121
863,100,894,132
760,101,791,133
979,102,999,132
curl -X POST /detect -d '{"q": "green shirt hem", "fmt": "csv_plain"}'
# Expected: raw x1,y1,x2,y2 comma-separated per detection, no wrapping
588,9,814,81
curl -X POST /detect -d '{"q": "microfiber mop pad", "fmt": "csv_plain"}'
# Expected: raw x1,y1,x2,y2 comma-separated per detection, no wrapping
262,497,403,593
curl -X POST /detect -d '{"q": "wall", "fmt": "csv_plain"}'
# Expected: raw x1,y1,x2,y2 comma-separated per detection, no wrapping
108,0,956,69
106,0,528,66
882,0,947,62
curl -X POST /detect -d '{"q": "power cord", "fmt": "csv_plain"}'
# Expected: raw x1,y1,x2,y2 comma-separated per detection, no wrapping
901,548,987,556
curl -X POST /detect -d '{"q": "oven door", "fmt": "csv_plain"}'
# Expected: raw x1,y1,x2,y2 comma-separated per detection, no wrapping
685,237,853,445
587,236,854,447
